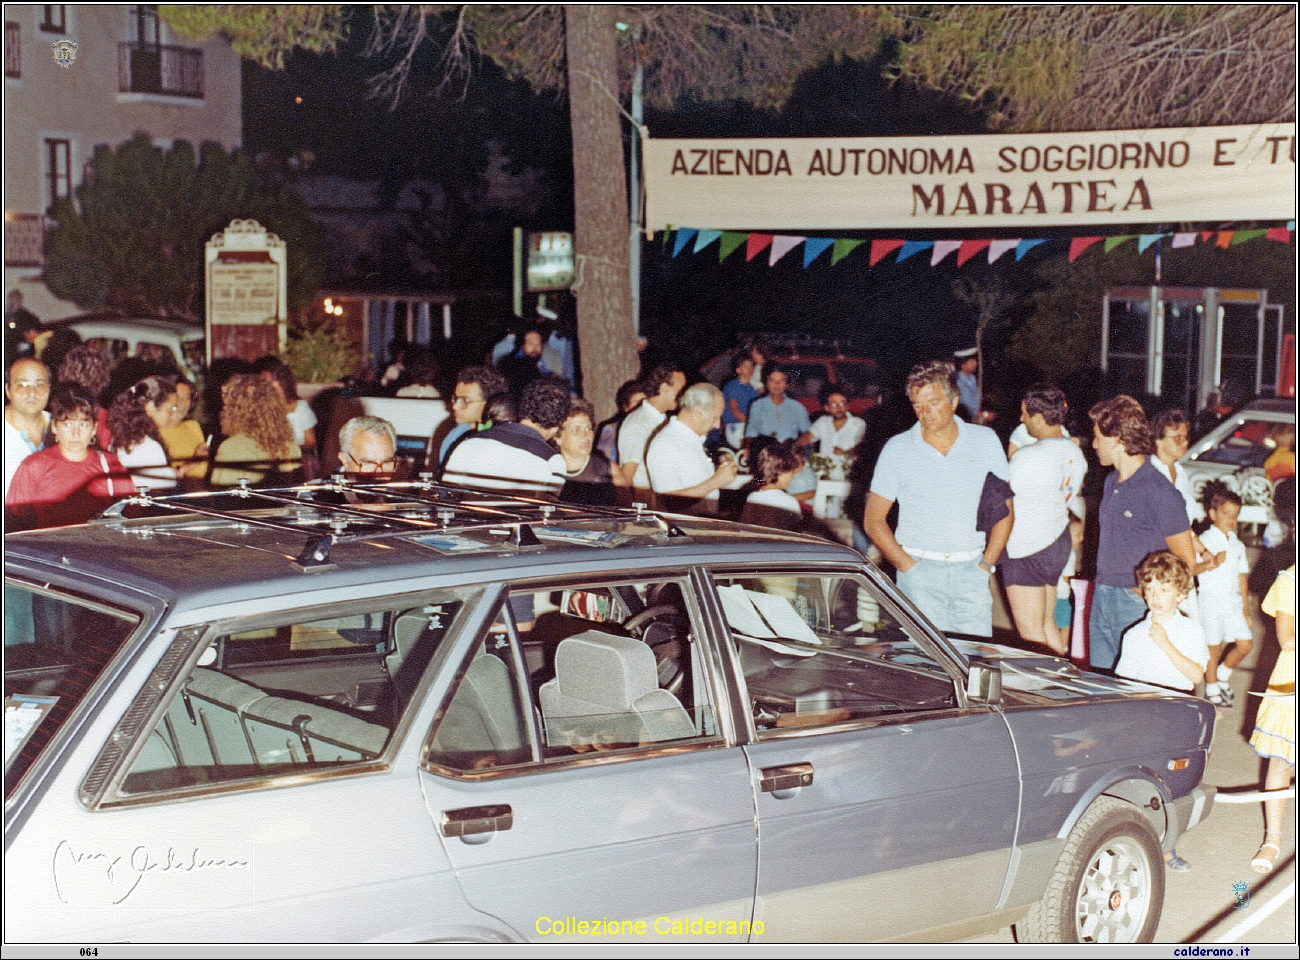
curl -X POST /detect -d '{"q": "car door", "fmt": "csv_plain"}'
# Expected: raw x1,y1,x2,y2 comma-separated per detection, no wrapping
418,574,759,942
704,566,1021,941
5,586,486,943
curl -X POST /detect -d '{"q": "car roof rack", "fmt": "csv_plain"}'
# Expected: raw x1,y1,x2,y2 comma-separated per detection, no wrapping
94,477,688,569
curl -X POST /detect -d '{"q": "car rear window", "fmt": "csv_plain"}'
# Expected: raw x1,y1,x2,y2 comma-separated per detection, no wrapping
5,582,142,799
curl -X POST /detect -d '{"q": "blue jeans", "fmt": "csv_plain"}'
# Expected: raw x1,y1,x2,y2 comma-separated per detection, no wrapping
897,557,993,637
1089,584,1147,671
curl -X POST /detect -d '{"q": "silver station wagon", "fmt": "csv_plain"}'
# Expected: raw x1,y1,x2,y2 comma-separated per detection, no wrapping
4,482,1216,943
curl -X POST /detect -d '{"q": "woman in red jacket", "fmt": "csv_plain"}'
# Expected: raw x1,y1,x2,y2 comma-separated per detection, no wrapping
6,384,134,529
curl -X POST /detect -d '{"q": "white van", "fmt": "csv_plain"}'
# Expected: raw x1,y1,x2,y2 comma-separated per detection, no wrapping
53,314,206,381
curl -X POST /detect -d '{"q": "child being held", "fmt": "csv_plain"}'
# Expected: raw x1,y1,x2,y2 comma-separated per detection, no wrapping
1116,551,1210,694
1196,482,1254,707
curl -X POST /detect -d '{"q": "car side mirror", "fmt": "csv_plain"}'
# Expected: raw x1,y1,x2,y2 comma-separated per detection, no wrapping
966,661,1002,703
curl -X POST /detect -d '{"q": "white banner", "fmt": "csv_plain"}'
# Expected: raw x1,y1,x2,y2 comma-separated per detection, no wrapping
643,124,1296,232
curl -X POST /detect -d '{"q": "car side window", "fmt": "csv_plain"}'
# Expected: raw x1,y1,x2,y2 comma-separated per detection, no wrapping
115,589,476,798
426,578,720,774
711,572,958,736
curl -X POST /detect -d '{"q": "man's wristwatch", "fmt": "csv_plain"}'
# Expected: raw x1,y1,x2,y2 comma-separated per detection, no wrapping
979,560,996,574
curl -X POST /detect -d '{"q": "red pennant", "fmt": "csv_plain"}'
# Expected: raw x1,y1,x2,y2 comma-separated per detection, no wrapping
1200,231,1215,242
869,239,905,266
1068,237,1103,263
746,234,773,262
1266,227,1292,242
956,239,993,267
1215,230,1234,249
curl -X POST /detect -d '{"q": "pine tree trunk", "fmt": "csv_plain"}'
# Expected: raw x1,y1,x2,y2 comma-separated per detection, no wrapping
564,5,638,421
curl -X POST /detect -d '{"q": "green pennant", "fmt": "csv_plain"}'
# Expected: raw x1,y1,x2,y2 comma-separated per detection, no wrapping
718,232,748,262
1103,235,1136,253
662,226,673,249
1230,229,1267,245
831,238,865,266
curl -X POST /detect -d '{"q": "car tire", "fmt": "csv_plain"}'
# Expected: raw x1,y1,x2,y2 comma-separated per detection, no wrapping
1016,796,1164,943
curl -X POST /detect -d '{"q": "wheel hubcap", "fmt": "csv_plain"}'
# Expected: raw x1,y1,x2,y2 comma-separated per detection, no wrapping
1075,837,1152,942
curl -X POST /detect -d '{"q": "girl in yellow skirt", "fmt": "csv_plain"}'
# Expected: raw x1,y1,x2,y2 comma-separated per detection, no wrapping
1250,564,1295,874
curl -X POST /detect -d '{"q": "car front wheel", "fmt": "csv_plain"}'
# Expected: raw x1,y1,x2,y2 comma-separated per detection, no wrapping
1017,796,1165,943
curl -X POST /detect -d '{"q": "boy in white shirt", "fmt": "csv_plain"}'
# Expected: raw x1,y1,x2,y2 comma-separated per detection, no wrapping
1196,483,1254,707
1116,551,1210,694
1114,549,1210,873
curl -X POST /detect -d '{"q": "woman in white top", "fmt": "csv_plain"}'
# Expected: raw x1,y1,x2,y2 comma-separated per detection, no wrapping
107,376,178,491
253,355,317,452
741,441,804,529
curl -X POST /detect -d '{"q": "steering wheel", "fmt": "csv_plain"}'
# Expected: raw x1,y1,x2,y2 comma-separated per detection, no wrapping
622,604,688,695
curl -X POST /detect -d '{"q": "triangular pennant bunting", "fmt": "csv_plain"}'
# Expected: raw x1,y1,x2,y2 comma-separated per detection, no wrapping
769,235,805,266
931,240,962,266
1015,239,1046,261
869,239,904,266
1266,226,1292,242
1172,232,1197,249
745,233,773,262
1231,229,1267,245
831,238,864,265
1068,237,1103,263
718,232,747,261
802,237,835,268
1103,235,1136,253
672,228,697,258
1215,231,1235,249
956,239,992,267
896,240,933,263
987,239,1019,264
693,229,722,253
1137,234,1165,254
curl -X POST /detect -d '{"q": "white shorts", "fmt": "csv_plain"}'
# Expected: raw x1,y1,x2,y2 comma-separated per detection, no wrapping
1200,603,1251,646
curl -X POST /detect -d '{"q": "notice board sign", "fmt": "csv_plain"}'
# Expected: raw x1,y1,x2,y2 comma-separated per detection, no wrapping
205,220,287,364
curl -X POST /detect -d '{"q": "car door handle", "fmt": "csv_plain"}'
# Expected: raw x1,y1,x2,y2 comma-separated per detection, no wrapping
760,763,813,795
442,804,513,839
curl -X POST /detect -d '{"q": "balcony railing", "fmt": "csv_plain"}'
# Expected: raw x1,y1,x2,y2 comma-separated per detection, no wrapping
5,21,20,78
5,214,48,267
118,42,203,99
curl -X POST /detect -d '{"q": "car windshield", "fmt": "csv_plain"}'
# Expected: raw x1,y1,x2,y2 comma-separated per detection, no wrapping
5,582,142,798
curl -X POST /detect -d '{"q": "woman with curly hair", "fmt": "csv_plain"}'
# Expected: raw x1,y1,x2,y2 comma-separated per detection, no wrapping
210,374,301,487
57,344,113,449
251,355,317,452
108,376,179,491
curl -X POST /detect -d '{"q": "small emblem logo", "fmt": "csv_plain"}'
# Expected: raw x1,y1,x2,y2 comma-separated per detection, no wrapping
50,39,77,68
1232,880,1250,909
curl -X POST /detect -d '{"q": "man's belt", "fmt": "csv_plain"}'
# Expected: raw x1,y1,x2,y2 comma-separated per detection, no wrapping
901,546,983,562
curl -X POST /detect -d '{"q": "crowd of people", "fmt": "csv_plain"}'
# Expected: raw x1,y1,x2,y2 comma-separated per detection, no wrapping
4,320,1293,877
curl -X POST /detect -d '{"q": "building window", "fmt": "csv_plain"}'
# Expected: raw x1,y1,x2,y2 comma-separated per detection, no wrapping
40,6,66,33
45,139,71,207
4,21,19,78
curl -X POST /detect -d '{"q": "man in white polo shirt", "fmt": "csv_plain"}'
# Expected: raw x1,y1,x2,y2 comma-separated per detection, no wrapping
646,382,737,513
618,363,686,491
864,359,1011,637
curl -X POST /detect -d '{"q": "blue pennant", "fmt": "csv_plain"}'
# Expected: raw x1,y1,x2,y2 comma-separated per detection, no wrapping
896,240,933,263
672,229,698,257
1015,239,1047,261
802,238,834,268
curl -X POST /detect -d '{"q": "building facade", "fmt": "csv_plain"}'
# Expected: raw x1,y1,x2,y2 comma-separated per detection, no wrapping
4,4,241,320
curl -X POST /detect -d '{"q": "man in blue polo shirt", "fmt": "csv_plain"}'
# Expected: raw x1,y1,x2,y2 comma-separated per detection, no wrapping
745,365,812,446
864,359,1011,637
1088,395,1196,671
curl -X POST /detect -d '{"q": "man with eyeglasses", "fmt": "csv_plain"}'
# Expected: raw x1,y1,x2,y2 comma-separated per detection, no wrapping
338,416,398,481
4,358,51,500
435,366,509,471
